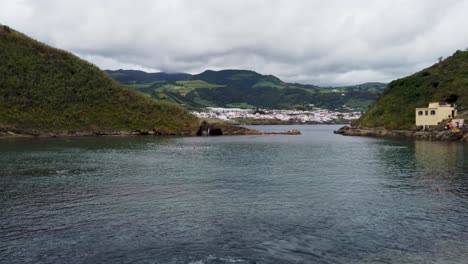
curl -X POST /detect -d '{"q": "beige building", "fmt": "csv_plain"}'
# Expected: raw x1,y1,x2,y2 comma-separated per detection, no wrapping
415,102,457,128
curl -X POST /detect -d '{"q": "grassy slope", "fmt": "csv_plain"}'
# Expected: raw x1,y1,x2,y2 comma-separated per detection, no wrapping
105,69,192,83
109,69,386,111
0,25,199,134
187,72,385,111
170,70,385,111
355,51,468,130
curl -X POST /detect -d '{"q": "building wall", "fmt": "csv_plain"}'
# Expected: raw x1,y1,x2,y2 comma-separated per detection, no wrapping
415,104,457,127
416,108,439,126
436,107,456,122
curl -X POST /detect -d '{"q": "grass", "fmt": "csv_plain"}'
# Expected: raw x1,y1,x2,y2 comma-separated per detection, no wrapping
253,81,286,89
176,80,224,89
225,103,256,109
0,25,199,134
125,82,159,89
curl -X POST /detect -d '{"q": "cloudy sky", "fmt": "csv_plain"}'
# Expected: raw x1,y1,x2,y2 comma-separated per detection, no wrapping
2,0,468,86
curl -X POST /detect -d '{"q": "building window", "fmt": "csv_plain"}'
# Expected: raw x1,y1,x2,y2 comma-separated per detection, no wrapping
418,111,423,116
430,110,436,115
425,110,429,115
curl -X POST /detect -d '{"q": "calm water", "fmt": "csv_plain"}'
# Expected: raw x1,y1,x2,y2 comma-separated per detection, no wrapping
1,125,467,264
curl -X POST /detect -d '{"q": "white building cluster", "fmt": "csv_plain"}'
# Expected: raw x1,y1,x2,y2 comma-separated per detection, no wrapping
192,107,361,123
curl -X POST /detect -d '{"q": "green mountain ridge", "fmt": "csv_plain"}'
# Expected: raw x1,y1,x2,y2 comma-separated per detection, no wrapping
107,69,192,83
0,25,199,135
354,50,468,130
106,69,387,111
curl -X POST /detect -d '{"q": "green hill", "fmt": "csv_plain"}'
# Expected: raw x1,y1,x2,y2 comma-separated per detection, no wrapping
106,69,386,111
0,25,199,135
192,69,283,89
354,50,468,130
105,69,192,83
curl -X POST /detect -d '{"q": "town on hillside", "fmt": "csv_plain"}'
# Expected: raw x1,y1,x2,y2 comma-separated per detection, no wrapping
192,107,361,124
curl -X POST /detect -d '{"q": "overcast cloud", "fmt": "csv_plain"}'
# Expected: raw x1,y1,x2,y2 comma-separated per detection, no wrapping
2,0,468,86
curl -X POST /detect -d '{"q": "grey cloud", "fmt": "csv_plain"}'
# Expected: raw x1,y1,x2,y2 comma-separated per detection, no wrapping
1,0,468,86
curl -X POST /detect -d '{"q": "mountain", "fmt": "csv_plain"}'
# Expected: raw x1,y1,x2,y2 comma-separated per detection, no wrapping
105,69,192,83
0,25,199,135
192,69,284,88
106,69,386,111
354,50,468,130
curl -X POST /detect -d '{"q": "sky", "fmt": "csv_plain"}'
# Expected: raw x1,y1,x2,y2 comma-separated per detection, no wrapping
2,0,468,86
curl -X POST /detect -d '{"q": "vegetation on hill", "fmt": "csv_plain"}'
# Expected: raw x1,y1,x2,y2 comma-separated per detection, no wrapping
106,69,386,111
0,25,199,135
355,50,468,130
106,69,192,83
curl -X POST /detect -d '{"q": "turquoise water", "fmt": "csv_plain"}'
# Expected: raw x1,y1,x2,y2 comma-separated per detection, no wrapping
1,125,467,264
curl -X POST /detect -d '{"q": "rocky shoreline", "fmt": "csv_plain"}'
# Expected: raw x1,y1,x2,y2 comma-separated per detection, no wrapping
196,121,301,136
334,126,468,142
0,127,197,138
0,124,301,139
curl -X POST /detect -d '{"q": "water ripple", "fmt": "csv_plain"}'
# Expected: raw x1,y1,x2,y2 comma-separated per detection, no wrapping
0,125,467,264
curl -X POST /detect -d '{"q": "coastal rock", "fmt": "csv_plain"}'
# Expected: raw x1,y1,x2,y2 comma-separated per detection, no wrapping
414,131,429,139
440,131,464,141
196,121,260,136
195,121,303,136
435,131,446,140
208,128,223,136
0,123,300,138
196,121,209,136
286,129,301,135
335,125,467,142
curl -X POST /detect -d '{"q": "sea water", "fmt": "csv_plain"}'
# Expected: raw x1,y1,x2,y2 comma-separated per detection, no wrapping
1,125,467,263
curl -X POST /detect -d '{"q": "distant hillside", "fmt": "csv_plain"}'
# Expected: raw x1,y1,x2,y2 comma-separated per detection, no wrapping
105,69,192,83
0,25,199,135
355,50,468,130
106,69,386,111
192,69,284,89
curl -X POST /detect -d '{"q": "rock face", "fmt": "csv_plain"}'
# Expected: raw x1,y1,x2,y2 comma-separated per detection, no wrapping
262,129,302,135
0,127,189,138
196,121,260,136
286,129,301,135
334,126,468,142
195,121,302,137
462,133,468,142
208,128,223,136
